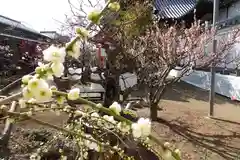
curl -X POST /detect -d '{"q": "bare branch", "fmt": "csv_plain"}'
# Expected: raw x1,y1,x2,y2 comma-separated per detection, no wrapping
0,101,17,149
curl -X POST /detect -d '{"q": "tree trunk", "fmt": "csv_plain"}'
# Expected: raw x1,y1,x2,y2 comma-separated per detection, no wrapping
236,69,240,76
146,87,158,121
11,40,21,67
150,102,158,121
103,75,120,107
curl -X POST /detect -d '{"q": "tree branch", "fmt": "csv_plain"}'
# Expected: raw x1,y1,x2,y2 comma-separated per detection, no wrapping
0,101,17,150
0,71,35,95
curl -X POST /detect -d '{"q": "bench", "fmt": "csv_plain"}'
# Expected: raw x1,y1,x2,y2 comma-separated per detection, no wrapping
80,90,105,102
67,85,105,102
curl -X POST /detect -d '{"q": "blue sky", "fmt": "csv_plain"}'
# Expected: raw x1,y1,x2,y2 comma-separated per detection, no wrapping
0,0,104,32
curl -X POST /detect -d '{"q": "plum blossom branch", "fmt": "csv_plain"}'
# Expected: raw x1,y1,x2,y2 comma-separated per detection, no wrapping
52,90,180,160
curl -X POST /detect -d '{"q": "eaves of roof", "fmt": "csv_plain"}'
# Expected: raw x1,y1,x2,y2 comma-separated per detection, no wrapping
154,0,197,19
0,15,50,40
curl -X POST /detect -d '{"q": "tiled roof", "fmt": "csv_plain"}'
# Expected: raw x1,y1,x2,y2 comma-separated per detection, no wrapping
0,15,43,36
154,0,197,19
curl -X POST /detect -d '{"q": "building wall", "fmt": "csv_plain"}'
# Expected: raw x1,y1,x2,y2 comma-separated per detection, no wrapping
227,1,240,18
219,1,240,20
207,1,240,72
182,70,240,101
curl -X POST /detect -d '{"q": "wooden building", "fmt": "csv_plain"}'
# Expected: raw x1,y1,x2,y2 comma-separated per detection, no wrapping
0,15,52,77
40,31,70,45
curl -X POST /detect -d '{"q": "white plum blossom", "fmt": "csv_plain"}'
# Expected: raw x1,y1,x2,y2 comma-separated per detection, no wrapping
117,122,130,133
103,115,116,128
28,98,37,104
91,112,100,118
51,62,64,77
109,102,122,115
50,86,57,91
67,40,81,59
35,62,53,80
84,134,99,151
17,21,165,158
108,2,120,12
67,88,80,100
164,142,171,148
75,27,89,38
174,149,181,157
27,77,48,91
34,86,53,102
131,118,151,138
37,62,49,71
22,75,33,84
24,76,53,102
30,153,41,160
103,115,116,123
43,45,66,63
22,87,33,100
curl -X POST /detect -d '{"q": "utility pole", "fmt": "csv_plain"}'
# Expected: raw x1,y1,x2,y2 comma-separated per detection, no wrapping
209,0,219,117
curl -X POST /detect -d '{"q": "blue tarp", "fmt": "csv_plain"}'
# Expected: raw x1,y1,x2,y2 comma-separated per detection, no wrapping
154,0,197,19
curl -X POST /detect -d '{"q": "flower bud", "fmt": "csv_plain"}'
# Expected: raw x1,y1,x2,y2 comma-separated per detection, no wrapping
57,96,65,105
26,111,33,116
88,11,101,24
75,27,89,38
96,103,103,108
35,66,42,74
22,75,32,84
50,86,57,91
67,88,80,100
0,105,7,110
109,101,121,115
164,142,171,148
108,2,120,12
174,149,181,157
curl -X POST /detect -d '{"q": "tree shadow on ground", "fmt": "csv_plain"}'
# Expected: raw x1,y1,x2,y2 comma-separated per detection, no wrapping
162,81,240,106
156,117,240,160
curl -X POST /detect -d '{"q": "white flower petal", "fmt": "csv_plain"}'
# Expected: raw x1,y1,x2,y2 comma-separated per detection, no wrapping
67,88,80,100
51,62,64,77
109,101,121,115
43,45,66,63
131,123,142,138
34,87,52,102
22,87,33,100
67,41,81,59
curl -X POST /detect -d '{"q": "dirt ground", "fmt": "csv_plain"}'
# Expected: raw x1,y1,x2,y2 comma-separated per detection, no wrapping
1,81,240,160
137,82,240,160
